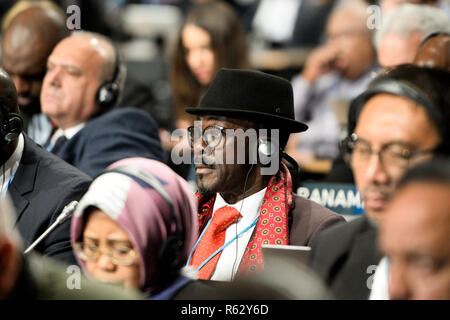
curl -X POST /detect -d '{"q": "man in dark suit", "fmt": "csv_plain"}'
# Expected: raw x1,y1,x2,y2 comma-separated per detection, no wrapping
308,66,450,299
0,68,91,265
41,31,164,178
183,68,344,281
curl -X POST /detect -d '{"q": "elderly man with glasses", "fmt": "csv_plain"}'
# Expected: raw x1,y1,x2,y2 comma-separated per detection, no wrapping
308,65,450,300
181,68,344,281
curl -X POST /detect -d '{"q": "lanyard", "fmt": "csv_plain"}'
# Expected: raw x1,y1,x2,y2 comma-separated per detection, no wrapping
2,172,16,197
186,215,259,271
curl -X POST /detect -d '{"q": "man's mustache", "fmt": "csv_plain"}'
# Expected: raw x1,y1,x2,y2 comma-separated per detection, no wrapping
361,184,393,199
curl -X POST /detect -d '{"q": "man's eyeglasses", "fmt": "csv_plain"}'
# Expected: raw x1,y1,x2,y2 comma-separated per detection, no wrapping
187,125,230,148
341,133,436,169
74,241,137,266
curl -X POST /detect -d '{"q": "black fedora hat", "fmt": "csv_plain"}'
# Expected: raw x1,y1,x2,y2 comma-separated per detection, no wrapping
185,68,308,133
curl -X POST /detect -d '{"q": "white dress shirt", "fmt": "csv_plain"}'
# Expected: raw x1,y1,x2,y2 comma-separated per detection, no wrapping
210,187,267,281
369,256,390,300
1,134,24,196
27,113,52,146
49,122,86,148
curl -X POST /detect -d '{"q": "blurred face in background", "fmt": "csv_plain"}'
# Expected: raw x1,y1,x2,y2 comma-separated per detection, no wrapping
325,9,375,79
79,209,140,289
351,94,440,222
2,40,47,112
380,182,450,299
182,24,216,86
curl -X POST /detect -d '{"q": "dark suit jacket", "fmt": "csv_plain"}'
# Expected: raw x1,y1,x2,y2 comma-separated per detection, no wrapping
290,194,345,246
308,215,381,300
55,108,165,177
10,136,91,265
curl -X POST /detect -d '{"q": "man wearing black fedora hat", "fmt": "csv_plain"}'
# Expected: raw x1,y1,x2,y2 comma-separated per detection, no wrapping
183,68,344,281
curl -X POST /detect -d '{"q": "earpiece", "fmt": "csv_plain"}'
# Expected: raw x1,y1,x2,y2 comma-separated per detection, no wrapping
95,42,122,109
0,113,23,144
257,136,278,167
101,166,184,271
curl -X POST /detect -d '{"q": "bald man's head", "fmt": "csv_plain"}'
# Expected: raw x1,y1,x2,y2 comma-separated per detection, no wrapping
40,32,120,130
414,33,450,71
1,6,68,112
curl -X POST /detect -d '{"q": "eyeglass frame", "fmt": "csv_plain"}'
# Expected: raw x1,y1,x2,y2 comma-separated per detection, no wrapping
341,133,437,168
73,241,137,267
187,124,235,149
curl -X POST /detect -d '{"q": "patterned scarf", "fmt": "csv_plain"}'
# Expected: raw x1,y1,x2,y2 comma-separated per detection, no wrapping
195,162,293,277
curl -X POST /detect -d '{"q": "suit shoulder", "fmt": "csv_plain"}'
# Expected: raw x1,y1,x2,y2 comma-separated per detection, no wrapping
90,108,156,126
25,138,91,183
312,215,368,247
293,194,345,224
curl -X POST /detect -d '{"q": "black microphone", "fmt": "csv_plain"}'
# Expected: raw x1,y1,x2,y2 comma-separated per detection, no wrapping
24,200,78,254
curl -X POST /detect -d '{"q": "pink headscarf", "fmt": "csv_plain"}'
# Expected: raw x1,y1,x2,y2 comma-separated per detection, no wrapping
71,158,197,294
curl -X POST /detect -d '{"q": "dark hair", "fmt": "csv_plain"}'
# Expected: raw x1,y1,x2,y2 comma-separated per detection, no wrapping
170,0,250,122
348,65,450,155
396,157,450,191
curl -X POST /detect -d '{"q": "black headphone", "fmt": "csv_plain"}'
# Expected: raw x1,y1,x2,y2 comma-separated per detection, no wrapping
0,113,23,144
95,42,122,109
101,165,184,271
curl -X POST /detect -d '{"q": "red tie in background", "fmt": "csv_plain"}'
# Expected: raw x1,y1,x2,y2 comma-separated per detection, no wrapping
190,206,241,279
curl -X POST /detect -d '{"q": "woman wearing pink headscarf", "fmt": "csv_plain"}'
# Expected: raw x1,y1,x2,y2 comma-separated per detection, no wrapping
70,158,197,299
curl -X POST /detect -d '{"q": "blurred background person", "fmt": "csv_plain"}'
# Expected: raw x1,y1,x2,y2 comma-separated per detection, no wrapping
325,2,450,184
1,3,69,146
1,0,123,39
0,193,143,300
378,158,450,300
375,3,449,70
167,0,250,181
286,0,378,179
71,158,198,299
245,0,335,49
414,32,450,71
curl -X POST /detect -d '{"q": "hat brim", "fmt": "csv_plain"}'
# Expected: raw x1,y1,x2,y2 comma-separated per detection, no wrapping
185,107,308,133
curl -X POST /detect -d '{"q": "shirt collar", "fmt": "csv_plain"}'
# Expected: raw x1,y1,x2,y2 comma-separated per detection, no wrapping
1,133,24,194
213,187,267,218
50,122,86,146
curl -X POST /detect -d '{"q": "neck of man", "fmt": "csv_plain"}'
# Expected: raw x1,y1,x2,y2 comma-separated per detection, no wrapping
219,167,271,204
0,140,18,166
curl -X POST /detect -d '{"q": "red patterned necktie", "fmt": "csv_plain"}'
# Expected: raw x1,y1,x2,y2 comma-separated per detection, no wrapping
190,206,241,279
